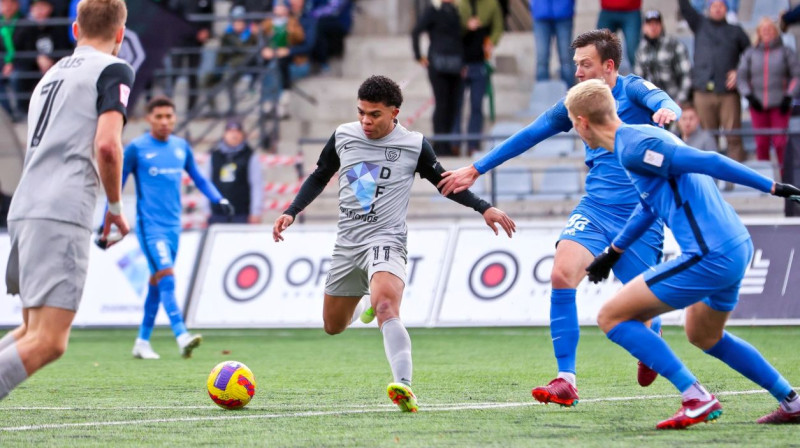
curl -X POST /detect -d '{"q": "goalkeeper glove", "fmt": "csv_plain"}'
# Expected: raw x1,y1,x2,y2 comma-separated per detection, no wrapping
773,183,800,203
586,246,622,284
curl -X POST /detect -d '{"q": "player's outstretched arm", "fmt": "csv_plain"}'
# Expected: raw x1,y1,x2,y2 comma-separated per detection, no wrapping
272,214,294,242
438,164,481,196
481,206,516,238
96,110,129,247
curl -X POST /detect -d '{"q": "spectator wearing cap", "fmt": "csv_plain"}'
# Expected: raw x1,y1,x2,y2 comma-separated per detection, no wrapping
633,9,692,104
737,17,800,174
596,0,642,69
530,0,575,87
678,0,750,162
16,0,70,113
206,119,263,224
202,5,259,117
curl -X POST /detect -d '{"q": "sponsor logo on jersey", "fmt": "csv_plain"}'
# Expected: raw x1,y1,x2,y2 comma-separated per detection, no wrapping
144,152,157,159
385,147,401,162
644,149,664,167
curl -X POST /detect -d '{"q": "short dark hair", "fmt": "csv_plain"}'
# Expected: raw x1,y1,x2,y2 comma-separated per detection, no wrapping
571,29,622,71
357,75,403,108
146,95,175,113
680,101,696,112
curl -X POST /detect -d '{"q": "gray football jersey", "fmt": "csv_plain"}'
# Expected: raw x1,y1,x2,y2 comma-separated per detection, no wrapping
8,46,134,230
334,121,423,247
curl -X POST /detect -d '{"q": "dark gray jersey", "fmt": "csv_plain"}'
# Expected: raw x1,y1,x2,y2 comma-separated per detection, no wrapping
8,45,134,229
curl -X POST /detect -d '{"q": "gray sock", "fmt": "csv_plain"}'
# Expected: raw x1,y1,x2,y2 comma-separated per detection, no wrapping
0,331,16,352
381,318,412,385
0,343,28,400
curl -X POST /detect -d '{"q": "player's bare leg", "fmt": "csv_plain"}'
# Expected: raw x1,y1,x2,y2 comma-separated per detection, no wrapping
0,306,74,400
371,272,417,412
322,294,363,335
0,309,29,353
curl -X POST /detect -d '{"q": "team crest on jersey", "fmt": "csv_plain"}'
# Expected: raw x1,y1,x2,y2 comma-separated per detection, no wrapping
174,148,185,160
385,147,401,162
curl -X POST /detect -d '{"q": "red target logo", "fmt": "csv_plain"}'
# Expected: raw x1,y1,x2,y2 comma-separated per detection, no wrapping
223,253,271,302
468,251,519,300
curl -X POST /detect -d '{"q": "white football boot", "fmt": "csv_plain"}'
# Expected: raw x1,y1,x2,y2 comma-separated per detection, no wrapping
132,338,160,360
177,333,202,358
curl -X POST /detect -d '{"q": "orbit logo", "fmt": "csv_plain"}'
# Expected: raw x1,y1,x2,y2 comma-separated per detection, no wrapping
223,253,271,302
468,251,519,300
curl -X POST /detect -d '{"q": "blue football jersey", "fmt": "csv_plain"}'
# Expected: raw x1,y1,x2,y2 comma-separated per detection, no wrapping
123,133,222,233
614,124,758,255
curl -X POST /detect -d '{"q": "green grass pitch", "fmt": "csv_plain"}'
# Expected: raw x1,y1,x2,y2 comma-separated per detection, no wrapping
0,326,798,447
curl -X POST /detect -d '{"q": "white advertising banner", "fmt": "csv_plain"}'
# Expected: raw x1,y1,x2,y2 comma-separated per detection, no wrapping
186,225,452,328
435,223,684,326
0,231,200,327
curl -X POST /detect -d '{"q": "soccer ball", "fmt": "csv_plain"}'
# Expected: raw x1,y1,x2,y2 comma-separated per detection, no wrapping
207,361,257,410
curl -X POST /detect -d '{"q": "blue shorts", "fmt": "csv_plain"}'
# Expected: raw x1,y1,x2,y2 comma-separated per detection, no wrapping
559,198,664,283
136,228,179,274
644,239,753,312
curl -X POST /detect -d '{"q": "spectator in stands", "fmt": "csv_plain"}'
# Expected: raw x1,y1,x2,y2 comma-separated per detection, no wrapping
738,17,800,174
16,0,71,114
0,0,23,121
308,0,352,74
633,10,692,104
679,0,750,162
0,181,10,229
258,0,306,119
530,0,575,87
285,0,317,83
232,0,273,14
206,119,263,224
596,0,642,69
172,0,214,113
412,0,464,156
780,4,800,32
678,101,718,151
688,0,739,23
457,0,503,154
203,5,258,117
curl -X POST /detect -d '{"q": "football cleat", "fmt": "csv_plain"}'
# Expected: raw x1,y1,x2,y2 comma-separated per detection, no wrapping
757,406,800,424
132,339,160,360
656,396,722,429
638,361,658,387
177,333,202,359
360,306,376,324
387,382,418,413
531,378,579,407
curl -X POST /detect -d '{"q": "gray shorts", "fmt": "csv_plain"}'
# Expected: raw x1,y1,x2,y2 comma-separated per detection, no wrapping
6,219,91,311
324,241,407,297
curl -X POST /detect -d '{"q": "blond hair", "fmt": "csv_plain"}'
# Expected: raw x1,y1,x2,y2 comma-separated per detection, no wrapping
564,79,616,125
754,17,781,46
77,0,127,41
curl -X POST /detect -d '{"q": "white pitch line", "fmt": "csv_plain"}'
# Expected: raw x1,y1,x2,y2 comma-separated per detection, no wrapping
0,388,782,432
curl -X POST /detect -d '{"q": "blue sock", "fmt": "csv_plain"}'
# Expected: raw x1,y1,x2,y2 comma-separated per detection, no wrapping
705,331,793,401
607,320,696,392
137,283,160,341
649,316,662,335
550,288,579,374
158,275,187,338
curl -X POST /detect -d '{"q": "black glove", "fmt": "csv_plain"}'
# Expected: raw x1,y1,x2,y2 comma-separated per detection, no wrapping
781,96,794,114
217,198,235,216
586,246,622,284
747,95,763,112
773,182,800,203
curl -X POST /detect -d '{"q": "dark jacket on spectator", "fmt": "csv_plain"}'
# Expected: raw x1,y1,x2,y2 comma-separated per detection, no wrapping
679,0,750,94
737,37,800,109
411,2,463,62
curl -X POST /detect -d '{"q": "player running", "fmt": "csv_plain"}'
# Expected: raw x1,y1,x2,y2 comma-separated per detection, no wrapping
438,29,681,405
567,79,800,429
116,96,234,360
272,75,516,412
0,0,132,400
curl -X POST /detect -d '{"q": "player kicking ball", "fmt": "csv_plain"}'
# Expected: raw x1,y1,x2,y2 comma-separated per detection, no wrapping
273,75,516,412
565,79,800,428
